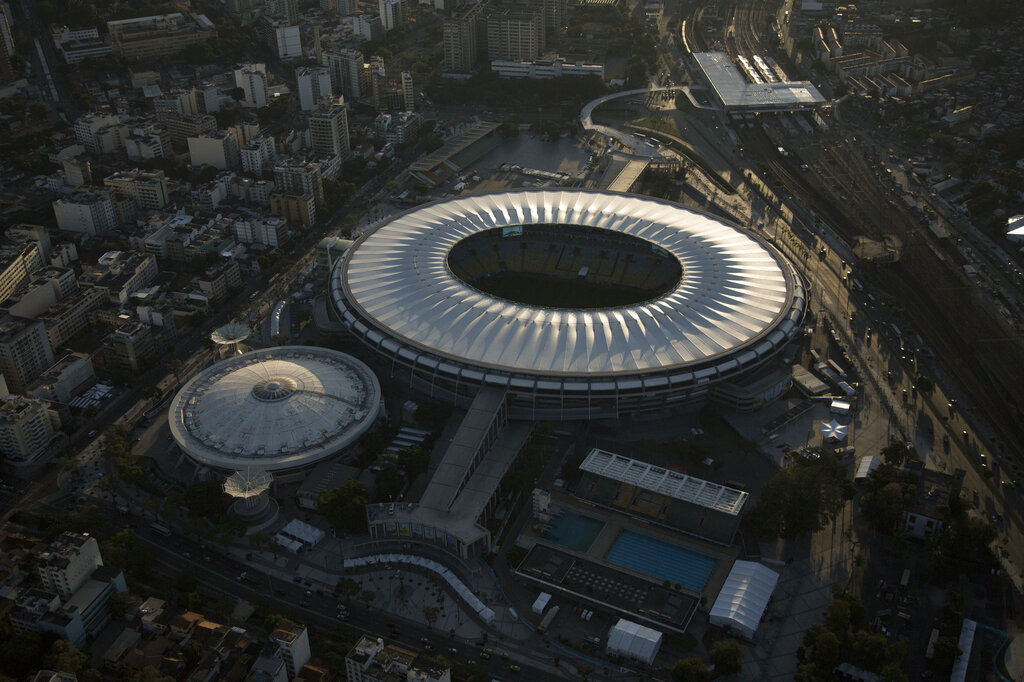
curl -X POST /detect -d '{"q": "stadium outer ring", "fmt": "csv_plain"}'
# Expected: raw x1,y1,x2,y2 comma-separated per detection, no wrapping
330,189,806,419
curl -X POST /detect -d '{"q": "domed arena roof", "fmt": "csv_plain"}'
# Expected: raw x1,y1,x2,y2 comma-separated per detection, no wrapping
168,346,381,472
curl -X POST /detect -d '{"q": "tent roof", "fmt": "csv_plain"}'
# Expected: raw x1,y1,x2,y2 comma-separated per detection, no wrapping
607,618,662,662
855,455,881,480
709,561,779,638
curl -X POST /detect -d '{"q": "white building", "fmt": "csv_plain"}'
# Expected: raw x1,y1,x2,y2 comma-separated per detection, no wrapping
272,24,302,60
103,169,169,209
269,621,311,679
296,66,333,111
241,136,277,175
322,48,364,101
37,532,102,600
124,126,168,160
188,130,241,170
0,396,60,465
52,26,113,64
400,70,414,111
73,112,127,155
53,191,116,237
234,64,268,108
233,215,289,248
378,0,408,31
491,58,605,79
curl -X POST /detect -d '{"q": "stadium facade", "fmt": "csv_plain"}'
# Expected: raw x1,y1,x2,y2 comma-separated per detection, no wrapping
329,190,806,419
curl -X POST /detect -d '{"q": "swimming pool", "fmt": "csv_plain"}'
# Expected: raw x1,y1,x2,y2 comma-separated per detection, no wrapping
604,530,717,592
542,511,605,553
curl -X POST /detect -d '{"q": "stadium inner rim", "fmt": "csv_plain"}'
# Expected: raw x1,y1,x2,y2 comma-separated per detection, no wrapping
329,190,806,419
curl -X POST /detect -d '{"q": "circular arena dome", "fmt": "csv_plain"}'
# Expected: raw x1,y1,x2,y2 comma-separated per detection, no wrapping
329,190,806,419
168,346,381,472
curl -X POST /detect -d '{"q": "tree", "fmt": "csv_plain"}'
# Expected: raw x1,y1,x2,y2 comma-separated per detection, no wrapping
164,358,185,383
750,450,855,538
931,636,961,675
862,481,911,533
360,590,375,609
42,639,89,675
182,480,227,519
338,578,360,601
398,446,430,479
881,440,913,467
182,639,204,668
108,591,132,618
423,605,439,629
709,640,745,676
142,386,162,400
318,479,371,532
373,464,404,502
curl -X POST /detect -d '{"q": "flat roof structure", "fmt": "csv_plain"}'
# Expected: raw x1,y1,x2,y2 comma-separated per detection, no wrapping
330,189,806,419
408,121,502,186
581,449,748,515
168,346,381,473
694,52,827,111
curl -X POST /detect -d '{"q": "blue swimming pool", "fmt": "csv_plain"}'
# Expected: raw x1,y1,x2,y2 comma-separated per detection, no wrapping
604,530,716,591
542,512,605,553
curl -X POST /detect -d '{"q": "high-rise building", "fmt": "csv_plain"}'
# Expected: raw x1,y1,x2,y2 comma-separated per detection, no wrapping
103,169,170,209
322,0,358,15
73,112,127,155
536,0,569,32
234,63,268,108
369,56,387,112
0,4,13,86
153,89,199,122
106,13,217,61
52,191,117,238
400,71,414,111
188,130,241,170
37,532,102,600
273,159,324,205
296,66,333,111
240,136,277,175
378,0,408,31
322,48,365,101
267,0,298,23
165,113,217,152
443,1,487,74
309,98,350,158
0,396,60,464
0,315,56,394
487,8,544,62
269,621,311,679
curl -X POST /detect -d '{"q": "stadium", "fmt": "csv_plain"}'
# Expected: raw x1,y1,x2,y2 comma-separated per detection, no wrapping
328,190,806,419
168,346,381,475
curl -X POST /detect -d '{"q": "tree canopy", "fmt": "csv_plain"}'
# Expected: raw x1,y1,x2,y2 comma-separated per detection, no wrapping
318,479,371,532
751,450,855,538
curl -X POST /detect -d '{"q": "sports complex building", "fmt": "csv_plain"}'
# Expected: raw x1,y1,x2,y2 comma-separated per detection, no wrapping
326,190,807,420
168,346,381,477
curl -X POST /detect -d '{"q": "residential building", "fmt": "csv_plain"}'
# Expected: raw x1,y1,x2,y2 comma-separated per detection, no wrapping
106,13,217,61
309,99,350,158
1,278,57,318
36,265,78,300
378,0,408,31
273,159,324,205
0,315,54,393
124,126,171,161
153,89,199,121
903,462,965,540
443,2,487,74
51,26,113,64
322,48,364,100
104,321,158,372
233,215,289,248
103,169,170,210
267,0,298,23
38,287,105,350
188,130,241,171
166,113,217,152
400,71,414,111
487,8,543,61
260,20,302,60
345,636,451,682
27,353,95,404
374,111,422,144
73,112,127,155
297,66,332,111
52,192,116,237
249,644,289,682
251,180,275,205
241,136,277,175
37,532,101,600
0,242,43,303
0,396,60,464
197,260,242,303
537,0,569,32
368,56,387,112
234,63,269,109
270,193,316,228
61,157,91,187
350,14,384,42
269,621,311,679
79,251,158,305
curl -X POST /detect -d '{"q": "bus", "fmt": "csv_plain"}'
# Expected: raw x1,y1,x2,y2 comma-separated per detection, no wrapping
150,523,171,537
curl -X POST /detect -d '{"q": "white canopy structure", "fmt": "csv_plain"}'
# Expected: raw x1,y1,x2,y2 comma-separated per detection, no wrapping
532,592,552,615
605,619,663,665
854,455,881,481
709,561,780,640
819,419,849,442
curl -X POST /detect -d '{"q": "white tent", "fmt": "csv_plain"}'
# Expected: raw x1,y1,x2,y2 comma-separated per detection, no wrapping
854,455,881,481
532,592,552,615
605,618,662,665
819,419,848,442
709,561,780,640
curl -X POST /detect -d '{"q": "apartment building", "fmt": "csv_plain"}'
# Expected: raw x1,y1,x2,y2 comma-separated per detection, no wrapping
0,315,55,393
0,396,61,464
